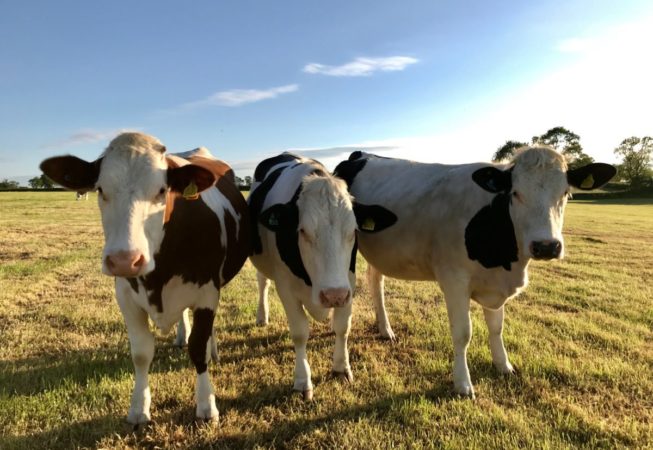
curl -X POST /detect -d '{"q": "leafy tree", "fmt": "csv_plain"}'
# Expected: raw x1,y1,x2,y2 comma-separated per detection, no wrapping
28,174,55,189
234,176,244,188
532,126,594,170
493,140,527,162
613,136,653,188
0,179,20,190
244,176,252,187
494,126,594,169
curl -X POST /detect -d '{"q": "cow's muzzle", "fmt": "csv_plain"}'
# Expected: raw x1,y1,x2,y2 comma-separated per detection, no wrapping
105,251,146,277
530,240,562,260
319,288,351,308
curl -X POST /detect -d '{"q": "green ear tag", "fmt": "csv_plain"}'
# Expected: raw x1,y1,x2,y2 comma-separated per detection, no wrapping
580,174,594,189
183,181,199,200
361,217,375,231
268,213,279,227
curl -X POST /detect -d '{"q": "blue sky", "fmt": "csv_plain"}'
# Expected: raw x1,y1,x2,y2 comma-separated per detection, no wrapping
1,0,652,182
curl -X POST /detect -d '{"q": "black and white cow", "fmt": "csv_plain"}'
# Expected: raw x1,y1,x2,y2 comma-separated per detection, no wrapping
249,153,394,400
334,146,615,397
40,132,250,423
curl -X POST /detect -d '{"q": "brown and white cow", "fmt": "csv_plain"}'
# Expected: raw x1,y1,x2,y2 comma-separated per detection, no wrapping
334,146,615,398
248,153,394,399
40,132,250,423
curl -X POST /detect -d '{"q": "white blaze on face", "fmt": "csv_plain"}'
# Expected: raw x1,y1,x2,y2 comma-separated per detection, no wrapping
96,134,169,277
508,147,570,259
296,175,357,308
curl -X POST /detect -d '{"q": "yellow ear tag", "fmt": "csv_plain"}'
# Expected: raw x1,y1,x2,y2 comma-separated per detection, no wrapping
580,174,594,189
183,181,199,200
361,217,375,231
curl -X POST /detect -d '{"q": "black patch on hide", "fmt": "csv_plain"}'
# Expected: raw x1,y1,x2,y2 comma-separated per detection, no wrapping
464,193,518,271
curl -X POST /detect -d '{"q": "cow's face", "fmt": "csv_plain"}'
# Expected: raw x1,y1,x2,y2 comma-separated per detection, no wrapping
259,175,357,308
297,176,357,308
509,150,570,260
40,132,215,278
472,147,616,262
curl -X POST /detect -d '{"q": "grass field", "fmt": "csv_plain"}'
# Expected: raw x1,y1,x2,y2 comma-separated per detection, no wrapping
0,191,652,449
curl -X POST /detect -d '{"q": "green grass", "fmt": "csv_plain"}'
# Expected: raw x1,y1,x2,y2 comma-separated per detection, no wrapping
1,191,651,449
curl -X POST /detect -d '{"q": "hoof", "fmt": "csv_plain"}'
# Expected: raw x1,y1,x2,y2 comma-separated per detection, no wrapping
196,407,219,422
127,411,152,427
454,385,476,400
331,369,353,384
294,388,313,401
379,327,397,342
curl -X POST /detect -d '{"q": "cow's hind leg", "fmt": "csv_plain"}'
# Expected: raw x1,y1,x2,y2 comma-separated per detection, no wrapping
189,303,219,421
441,279,475,398
174,308,191,347
116,290,155,425
331,302,353,382
256,271,271,326
483,306,515,374
367,264,395,340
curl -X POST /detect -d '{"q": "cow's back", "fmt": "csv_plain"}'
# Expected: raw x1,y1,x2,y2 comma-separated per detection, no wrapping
336,153,494,280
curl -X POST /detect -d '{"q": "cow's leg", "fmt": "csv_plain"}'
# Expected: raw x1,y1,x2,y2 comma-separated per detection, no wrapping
256,271,271,326
189,301,219,421
331,302,353,382
116,290,155,425
278,288,313,400
441,280,474,398
174,308,191,347
367,264,395,340
483,306,515,374
210,332,219,363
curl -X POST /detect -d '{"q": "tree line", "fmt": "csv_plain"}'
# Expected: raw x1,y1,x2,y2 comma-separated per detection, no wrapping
493,126,652,189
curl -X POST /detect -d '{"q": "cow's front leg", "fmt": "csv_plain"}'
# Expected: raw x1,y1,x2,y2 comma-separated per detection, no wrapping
442,282,474,398
280,295,313,400
483,306,515,374
256,271,271,326
174,308,191,347
189,307,219,421
367,264,395,340
331,302,353,382
116,291,155,425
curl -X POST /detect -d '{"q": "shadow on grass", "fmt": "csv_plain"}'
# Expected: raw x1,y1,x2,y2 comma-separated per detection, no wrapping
0,340,198,398
0,415,123,450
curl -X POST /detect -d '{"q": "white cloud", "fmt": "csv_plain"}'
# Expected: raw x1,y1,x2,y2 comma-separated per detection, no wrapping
43,128,141,149
180,84,299,110
303,56,418,77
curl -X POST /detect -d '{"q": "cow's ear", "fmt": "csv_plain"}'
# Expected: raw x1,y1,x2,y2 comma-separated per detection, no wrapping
259,203,292,232
472,167,512,193
567,163,617,190
39,156,101,192
353,203,397,233
167,164,216,197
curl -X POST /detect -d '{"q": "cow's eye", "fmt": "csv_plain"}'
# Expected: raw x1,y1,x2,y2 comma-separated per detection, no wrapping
97,187,103,194
159,187,166,195
512,191,521,201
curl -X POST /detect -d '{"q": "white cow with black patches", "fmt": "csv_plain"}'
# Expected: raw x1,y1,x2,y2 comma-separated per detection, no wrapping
249,153,394,400
335,146,616,398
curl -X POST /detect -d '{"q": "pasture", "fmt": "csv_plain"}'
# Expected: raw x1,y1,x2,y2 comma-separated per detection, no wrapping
0,191,651,449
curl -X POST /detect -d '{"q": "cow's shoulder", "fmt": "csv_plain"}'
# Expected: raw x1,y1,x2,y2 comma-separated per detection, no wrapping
254,153,303,182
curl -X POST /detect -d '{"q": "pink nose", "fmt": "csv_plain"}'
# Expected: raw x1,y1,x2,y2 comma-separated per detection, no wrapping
105,251,146,277
319,288,351,308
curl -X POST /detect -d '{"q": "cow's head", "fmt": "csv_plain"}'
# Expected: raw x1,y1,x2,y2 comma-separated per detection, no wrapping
259,174,355,308
471,146,615,263
40,132,215,278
